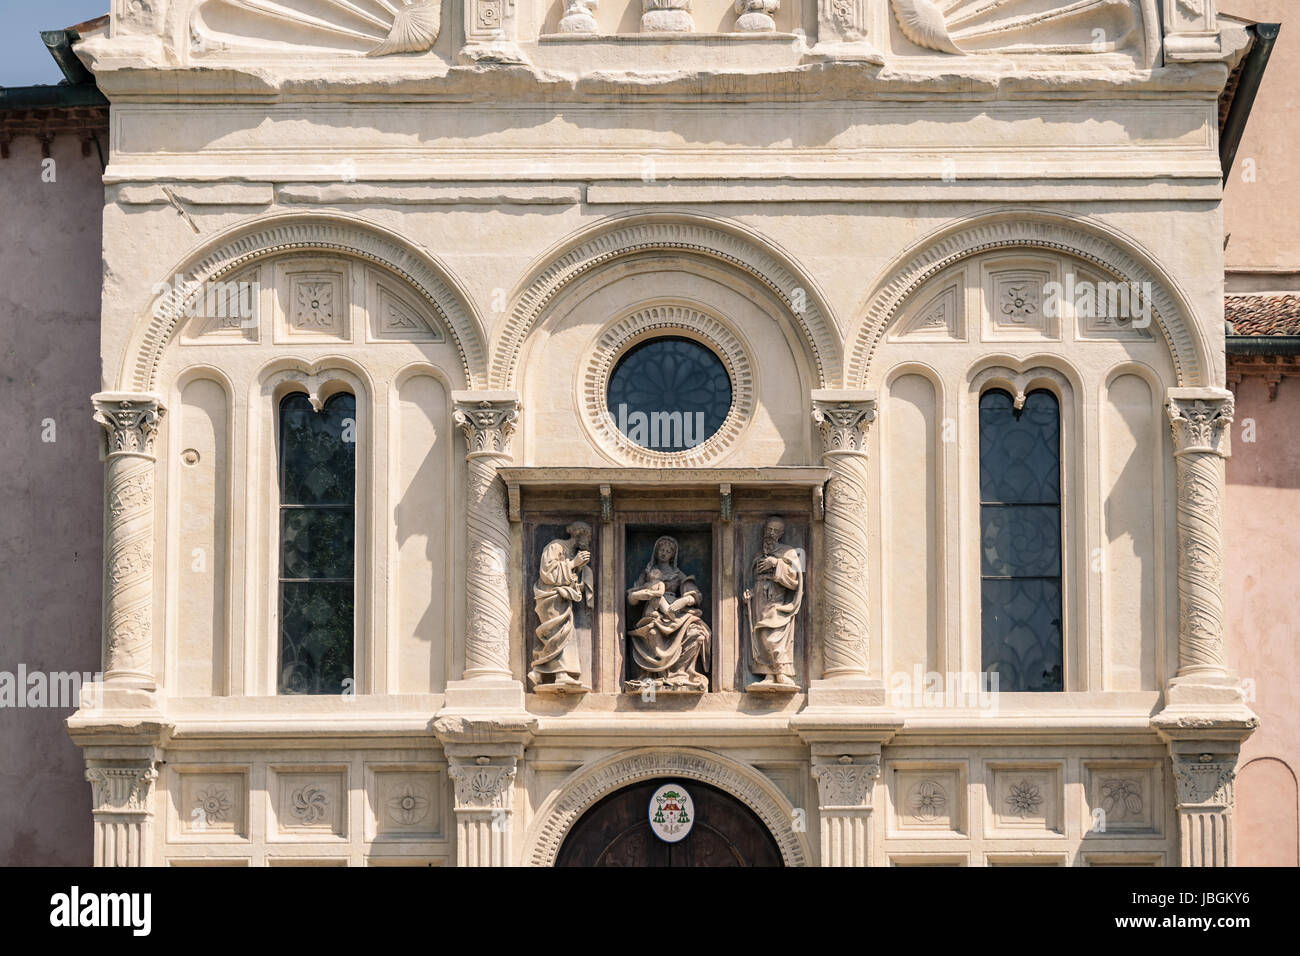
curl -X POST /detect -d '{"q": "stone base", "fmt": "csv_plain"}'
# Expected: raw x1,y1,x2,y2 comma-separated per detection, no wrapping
532,680,592,696
735,12,775,32
1164,673,1250,707
442,678,526,712
559,12,599,32
803,677,888,710
746,678,799,694
805,41,885,65
624,680,706,695
458,41,530,65
641,11,694,32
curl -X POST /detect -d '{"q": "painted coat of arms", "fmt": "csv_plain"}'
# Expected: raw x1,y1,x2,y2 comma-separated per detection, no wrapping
648,783,695,843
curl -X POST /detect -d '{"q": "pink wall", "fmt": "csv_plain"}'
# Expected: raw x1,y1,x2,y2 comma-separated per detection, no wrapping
1224,373,1300,866
0,133,104,865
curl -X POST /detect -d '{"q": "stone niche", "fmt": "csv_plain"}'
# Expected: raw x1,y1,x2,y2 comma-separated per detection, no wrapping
503,466,827,697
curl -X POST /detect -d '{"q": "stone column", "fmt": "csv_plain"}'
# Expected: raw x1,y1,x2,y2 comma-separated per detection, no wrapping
452,392,520,684
811,390,875,681
1153,388,1257,866
811,752,880,867
1166,389,1233,682
92,393,165,689
435,715,536,866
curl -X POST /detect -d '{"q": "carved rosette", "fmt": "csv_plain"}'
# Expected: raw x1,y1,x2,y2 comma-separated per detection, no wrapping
812,394,875,678
93,394,165,683
86,765,160,867
1166,391,1233,677
454,394,519,680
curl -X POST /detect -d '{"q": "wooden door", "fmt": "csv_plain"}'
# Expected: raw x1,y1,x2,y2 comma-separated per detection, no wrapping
555,778,783,867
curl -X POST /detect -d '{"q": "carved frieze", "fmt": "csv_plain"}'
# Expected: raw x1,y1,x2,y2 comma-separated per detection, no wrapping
192,0,443,57
890,0,1143,56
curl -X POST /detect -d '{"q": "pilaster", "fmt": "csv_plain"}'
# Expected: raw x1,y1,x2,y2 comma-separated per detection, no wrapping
434,715,537,866
68,718,172,867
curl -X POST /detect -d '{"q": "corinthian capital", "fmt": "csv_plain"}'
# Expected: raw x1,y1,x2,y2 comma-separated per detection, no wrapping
453,391,520,457
86,765,158,814
812,389,877,454
812,754,880,809
448,756,517,811
1167,388,1234,457
92,393,166,457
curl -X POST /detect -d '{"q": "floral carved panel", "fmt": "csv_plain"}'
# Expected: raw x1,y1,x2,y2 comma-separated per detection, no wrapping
987,765,1063,835
891,765,966,835
176,771,248,839
368,769,447,840
272,768,347,838
1083,762,1160,835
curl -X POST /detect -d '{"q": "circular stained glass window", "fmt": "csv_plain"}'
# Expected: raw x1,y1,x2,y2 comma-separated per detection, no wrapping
607,336,732,453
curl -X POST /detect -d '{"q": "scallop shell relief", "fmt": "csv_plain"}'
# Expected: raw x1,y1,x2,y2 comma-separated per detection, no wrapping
890,0,1140,55
194,0,443,56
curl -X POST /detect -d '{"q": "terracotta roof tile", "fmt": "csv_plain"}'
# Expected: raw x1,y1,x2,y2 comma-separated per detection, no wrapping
1225,294,1300,336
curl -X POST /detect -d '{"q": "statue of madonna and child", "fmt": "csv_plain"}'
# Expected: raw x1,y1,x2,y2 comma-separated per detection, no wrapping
625,535,711,693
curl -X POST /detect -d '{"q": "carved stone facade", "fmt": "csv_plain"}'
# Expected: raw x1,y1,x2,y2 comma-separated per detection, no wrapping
56,0,1263,868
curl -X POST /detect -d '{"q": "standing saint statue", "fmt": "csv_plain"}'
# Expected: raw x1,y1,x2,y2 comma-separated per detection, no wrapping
743,517,803,691
626,535,711,692
530,522,594,693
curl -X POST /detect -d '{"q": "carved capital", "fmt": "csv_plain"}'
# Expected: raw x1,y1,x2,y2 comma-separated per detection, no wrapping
1167,389,1234,458
86,765,158,814
812,390,877,455
448,756,517,811
92,393,165,458
453,391,520,458
812,755,880,809
1171,753,1235,809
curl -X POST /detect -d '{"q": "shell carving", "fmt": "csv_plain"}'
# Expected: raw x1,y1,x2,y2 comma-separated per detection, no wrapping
195,0,443,57
889,0,1139,55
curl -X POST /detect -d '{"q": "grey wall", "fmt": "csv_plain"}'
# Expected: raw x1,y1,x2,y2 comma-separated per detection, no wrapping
0,131,103,865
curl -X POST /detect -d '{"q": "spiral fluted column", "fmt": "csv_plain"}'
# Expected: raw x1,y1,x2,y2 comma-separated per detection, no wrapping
92,393,165,687
452,393,520,682
811,391,876,679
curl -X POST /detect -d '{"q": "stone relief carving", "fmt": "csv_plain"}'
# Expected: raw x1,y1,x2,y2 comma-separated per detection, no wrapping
744,517,803,693
95,399,163,456
291,784,330,823
626,535,711,693
194,786,234,825
387,784,432,826
909,779,948,820
735,0,779,32
1099,778,1143,820
642,0,693,32
193,0,443,57
812,755,880,809
86,766,159,814
1166,392,1233,675
449,757,516,810
530,522,594,694
1172,754,1235,808
889,0,1140,55
559,0,599,32
1005,779,1044,817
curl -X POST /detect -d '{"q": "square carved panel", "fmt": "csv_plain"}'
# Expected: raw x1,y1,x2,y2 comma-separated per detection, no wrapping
982,259,1060,341
178,771,248,839
272,768,347,838
891,766,966,834
369,769,446,840
274,259,351,343
987,765,1063,835
1083,762,1160,835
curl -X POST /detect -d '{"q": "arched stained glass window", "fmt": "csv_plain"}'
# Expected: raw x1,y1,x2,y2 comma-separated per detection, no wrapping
979,389,1063,692
278,392,356,695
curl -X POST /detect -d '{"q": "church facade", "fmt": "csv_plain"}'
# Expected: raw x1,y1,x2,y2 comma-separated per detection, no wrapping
65,0,1262,866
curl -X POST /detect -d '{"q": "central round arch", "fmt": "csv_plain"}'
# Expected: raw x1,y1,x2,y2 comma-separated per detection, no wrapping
523,747,811,867
490,211,844,391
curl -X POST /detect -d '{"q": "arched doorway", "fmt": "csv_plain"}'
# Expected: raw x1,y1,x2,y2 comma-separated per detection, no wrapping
555,778,783,867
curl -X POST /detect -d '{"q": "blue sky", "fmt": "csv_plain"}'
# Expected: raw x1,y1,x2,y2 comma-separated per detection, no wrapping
0,1,112,87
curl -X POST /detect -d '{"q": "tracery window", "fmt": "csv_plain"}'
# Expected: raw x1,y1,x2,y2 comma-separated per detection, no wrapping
277,391,356,695
606,336,732,452
979,388,1063,692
